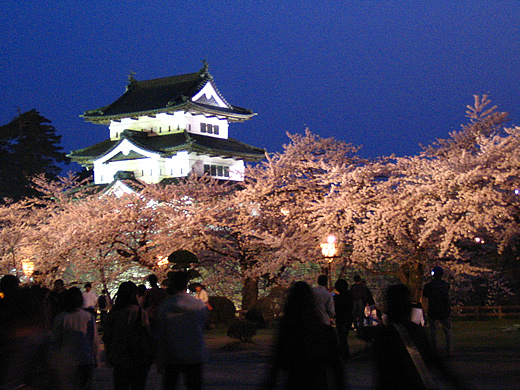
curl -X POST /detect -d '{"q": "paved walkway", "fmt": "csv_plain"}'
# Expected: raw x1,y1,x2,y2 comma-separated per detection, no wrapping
93,330,519,389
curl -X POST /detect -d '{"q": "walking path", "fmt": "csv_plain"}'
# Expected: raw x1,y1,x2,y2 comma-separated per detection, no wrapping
93,328,519,389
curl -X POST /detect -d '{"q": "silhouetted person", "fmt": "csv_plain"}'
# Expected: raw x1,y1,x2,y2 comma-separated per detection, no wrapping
0,275,53,389
137,284,147,307
334,279,354,360
361,279,376,326
423,266,453,357
156,271,209,390
0,274,20,298
264,281,345,390
103,281,153,390
351,275,365,329
373,284,468,390
143,274,167,328
51,286,99,390
313,275,335,325
97,288,111,331
48,279,67,323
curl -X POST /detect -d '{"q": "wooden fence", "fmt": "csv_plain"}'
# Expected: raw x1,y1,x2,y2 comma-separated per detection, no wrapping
452,305,520,320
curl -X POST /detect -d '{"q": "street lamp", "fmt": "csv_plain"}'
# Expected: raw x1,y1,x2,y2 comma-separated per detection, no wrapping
157,256,169,267
321,235,337,289
21,260,35,277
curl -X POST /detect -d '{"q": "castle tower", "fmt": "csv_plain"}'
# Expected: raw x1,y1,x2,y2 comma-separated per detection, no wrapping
69,63,265,185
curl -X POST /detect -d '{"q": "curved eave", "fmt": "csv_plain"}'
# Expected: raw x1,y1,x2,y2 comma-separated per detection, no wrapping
67,138,120,167
159,144,265,162
68,131,266,167
82,101,255,124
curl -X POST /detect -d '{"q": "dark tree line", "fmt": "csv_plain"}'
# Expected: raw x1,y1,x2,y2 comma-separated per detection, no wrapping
0,110,69,202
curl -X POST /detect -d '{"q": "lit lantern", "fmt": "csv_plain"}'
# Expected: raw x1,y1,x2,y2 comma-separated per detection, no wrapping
321,235,337,258
157,256,169,267
320,235,337,290
21,260,35,277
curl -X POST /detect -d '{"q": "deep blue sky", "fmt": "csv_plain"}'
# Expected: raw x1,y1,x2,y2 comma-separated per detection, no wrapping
2,1,520,172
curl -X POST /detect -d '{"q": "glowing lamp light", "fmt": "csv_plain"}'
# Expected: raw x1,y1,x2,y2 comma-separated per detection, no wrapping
475,237,484,244
157,256,169,267
21,260,35,277
321,235,337,259
320,235,337,290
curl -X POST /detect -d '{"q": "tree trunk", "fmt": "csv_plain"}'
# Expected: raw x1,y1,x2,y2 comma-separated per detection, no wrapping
397,261,425,303
241,276,259,311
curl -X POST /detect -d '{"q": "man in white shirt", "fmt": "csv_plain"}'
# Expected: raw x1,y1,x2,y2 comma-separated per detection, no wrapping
157,272,209,390
82,282,98,316
313,275,335,326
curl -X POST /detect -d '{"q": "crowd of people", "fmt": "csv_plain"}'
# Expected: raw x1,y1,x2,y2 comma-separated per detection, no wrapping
264,270,467,389
0,272,211,390
0,267,465,390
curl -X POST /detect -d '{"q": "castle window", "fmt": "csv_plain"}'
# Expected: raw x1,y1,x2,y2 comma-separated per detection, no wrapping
200,122,218,134
203,164,229,178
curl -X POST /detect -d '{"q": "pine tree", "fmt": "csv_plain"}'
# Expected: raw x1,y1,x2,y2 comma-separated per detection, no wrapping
0,109,69,201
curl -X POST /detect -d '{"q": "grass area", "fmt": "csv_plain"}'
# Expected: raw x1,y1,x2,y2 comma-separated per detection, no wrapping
207,318,520,350
453,318,520,349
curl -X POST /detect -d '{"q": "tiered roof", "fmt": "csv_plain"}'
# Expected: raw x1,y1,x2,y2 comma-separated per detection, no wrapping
69,130,265,168
82,64,255,123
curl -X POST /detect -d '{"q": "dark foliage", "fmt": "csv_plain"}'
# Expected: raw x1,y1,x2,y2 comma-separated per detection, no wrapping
208,296,236,326
227,319,257,342
245,308,266,328
0,109,68,201
253,286,287,323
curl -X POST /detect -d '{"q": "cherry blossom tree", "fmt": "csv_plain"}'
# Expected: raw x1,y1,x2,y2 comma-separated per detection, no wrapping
0,199,42,278
315,96,520,301
214,130,363,308
20,175,163,289
3,96,519,308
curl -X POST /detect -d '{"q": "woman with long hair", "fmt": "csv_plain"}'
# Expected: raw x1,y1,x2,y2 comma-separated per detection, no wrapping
103,281,153,390
264,281,345,390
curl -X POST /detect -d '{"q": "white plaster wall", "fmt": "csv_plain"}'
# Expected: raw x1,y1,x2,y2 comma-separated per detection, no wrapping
164,151,191,178
185,115,228,139
94,158,162,184
109,111,229,140
228,159,245,181
188,153,244,181
109,111,188,140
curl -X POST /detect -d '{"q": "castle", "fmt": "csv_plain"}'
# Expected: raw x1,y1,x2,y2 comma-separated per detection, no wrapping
69,62,265,189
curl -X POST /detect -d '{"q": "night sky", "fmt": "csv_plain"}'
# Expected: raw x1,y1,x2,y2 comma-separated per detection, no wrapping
2,1,520,173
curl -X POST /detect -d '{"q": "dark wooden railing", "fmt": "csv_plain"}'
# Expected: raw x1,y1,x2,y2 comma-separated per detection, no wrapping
452,305,520,320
